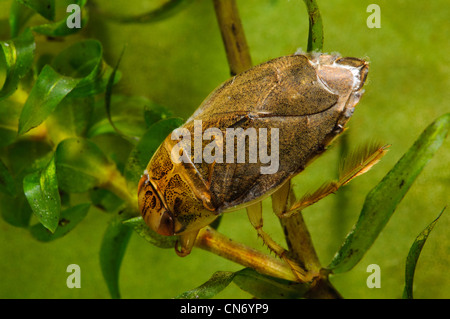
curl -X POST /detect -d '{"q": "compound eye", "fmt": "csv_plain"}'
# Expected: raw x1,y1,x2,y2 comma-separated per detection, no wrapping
138,175,174,236
158,211,175,236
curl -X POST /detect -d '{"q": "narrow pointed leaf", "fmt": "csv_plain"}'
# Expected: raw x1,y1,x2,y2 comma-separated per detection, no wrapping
174,271,235,299
9,1,35,38
104,46,128,140
18,39,117,135
174,267,310,299
329,113,450,273
0,141,51,227
88,95,162,139
0,158,17,196
100,216,132,299
46,96,94,144
32,0,88,37
30,203,90,242
0,100,21,148
51,39,118,98
4,140,53,180
18,65,80,135
0,28,35,100
15,0,55,21
233,268,309,299
55,138,115,193
144,103,173,127
0,193,32,228
89,188,124,214
402,208,445,299
23,156,61,233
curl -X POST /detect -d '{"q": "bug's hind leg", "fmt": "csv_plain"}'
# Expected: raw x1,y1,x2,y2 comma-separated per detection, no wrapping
279,143,390,218
246,201,311,283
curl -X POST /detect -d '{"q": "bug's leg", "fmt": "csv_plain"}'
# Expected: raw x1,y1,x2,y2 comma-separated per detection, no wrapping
272,180,322,273
175,230,200,257
246,201,311,282
280,182,339,218
271,180,290,217
280,143,389,218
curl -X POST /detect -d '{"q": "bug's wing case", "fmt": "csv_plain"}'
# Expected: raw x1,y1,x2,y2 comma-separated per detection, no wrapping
179,54,367,212
188,55,338,121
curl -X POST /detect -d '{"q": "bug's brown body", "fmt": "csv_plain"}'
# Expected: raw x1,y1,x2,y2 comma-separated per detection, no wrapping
138,53,369,256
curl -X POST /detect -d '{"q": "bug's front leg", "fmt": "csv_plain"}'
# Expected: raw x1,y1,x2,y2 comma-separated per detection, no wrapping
246,201,311,283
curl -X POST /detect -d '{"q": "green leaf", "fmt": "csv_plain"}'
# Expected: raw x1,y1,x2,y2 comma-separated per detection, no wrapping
144,104,174,127
174,271,236,299
9,1,35,38
46,96,94,144
0,28,35,100
89,188,124,214
124,118,184,191
23,156,61,233
100,215,133,299
174,267,309,299
34,53,54,75
30,203,90,242
0,158,17,196
329,113,450,273
123,216,177,249
32,0,88,37
55,137,115,193
402,208,445,299
0,140,53,228
51,39,119,98
104,47,135,142
101,0,194,24
15,0,55,21
104,45,123,104
18,64,80,135
89,95,161,140
18,39,117,135
0,141,52,227
233,268,309,299
0,192,32,228
0,100,21,148
3,140,53,178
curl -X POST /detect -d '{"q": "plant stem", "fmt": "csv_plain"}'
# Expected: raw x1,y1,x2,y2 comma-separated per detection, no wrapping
304,270,343,299
104,167,139,215
279,182,322,274
213,0,252,75
303,0,324,52
332,136,351,255
195,226,301,283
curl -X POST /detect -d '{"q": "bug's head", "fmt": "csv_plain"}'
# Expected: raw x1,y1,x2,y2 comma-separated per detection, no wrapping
138,164,218,257
138,172,175,237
